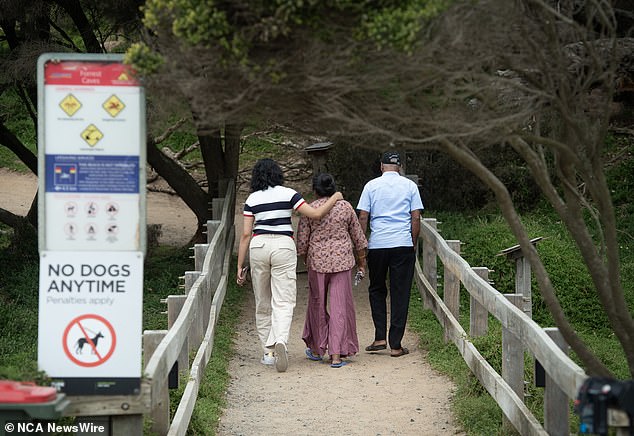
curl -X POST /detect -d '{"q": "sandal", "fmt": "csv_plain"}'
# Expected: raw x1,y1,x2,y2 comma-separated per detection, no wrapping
390,347,410,357
330,361,348,368
305,349,322,361
365,342,387,352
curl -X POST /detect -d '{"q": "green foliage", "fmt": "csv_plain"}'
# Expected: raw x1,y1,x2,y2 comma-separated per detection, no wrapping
605,133,634,241
125,43,165,75
143,246,192,331
0,88,37,171
135,0,450,73
239,132,296,167
185,262,248,435
0,247,40,380
359,0,450,52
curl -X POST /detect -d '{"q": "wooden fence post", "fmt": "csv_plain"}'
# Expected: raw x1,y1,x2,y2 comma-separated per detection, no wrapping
609,410,631,436
206,220,220,244
503,294,525,433
515,256,533,319
167,295,189,376
110,414,144,435
184,271,203,350
143,330,169,435
499,237,542,319
470,267,489,337
211,198,225,221
193,244,208,273
422,218,438,308
444,240,461,343
543,327,570,436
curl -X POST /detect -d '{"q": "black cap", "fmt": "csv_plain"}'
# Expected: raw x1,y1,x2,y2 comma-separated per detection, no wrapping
381,151,401,166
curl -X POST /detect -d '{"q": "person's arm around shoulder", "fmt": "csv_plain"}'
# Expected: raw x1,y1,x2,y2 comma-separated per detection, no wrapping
296,214,310,267
237,215,254,285
296,191,343,219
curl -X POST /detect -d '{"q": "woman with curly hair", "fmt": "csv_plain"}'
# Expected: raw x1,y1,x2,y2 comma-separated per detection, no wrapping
236,159,342,372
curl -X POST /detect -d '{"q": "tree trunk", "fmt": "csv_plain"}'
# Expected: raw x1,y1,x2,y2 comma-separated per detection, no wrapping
146,139,208,240
199,122,242,207
0,122,37,175
53,0,103,53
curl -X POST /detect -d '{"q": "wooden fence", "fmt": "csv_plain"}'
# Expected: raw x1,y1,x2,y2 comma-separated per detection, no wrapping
416,217,631,435
60,180,235,435
142,180,236,435
59,201,632,435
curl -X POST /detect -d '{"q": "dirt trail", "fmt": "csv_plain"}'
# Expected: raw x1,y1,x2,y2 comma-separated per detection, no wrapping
0,168,197,247
0,168,465,435
216,269,464,436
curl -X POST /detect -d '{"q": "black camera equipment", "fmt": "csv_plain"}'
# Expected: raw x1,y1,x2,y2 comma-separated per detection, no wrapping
574,377,634,435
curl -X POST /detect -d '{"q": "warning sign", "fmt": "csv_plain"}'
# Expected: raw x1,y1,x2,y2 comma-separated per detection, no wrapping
80,123,104,147
63,314,116,367
37,250,143,394
59,94,82,117
38,54,145,395
102,94,125,117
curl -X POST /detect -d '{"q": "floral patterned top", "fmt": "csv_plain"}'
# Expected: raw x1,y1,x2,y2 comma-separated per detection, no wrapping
296,197,368,273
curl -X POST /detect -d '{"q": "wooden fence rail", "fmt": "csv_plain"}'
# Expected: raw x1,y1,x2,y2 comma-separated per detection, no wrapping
60,200,632,435
142,180,236,435
58,180,236,435
417,217,599,435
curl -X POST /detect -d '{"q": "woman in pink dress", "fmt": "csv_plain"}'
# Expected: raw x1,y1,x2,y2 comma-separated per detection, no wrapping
296,173,368,368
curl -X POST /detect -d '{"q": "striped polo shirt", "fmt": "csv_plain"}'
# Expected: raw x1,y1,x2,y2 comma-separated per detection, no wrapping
243,185,305,236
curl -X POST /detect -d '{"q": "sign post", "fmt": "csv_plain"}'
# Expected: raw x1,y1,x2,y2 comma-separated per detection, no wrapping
37,54,145,395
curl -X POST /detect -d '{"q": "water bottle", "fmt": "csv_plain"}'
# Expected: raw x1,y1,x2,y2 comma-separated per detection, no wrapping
354,270,364,286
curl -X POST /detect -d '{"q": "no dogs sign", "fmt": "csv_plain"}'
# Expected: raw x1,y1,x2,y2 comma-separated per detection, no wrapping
37,251,143,395
37,54,146,395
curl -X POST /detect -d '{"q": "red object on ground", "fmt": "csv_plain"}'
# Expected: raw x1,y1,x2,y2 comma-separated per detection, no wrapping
0,381,57,403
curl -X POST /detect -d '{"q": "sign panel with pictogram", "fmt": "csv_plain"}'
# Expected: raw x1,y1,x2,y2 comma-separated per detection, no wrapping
37,54,146,395
37,251,143,395
62,314,116,367
38,53,146,252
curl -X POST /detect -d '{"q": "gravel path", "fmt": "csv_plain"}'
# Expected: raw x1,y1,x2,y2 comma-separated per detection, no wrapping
216,262,465,436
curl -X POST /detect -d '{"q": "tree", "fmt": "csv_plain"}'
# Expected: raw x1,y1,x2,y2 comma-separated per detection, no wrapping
133,0,634,377
0,0,236,244
307,0,634,377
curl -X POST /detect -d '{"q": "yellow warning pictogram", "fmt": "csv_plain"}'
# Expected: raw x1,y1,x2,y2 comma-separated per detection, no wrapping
102,94,125,118
81,124,104,147
59,94,82,117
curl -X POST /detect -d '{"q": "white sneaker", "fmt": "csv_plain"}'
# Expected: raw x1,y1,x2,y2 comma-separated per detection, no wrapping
261,352,275,365
274,342,288,372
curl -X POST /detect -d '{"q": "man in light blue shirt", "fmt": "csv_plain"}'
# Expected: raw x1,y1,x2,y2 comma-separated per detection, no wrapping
357,151,424,357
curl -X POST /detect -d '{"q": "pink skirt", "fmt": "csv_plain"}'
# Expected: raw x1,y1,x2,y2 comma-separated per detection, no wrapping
302,269,359,357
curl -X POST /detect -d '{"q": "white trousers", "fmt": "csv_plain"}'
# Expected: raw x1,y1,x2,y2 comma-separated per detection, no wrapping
249,234,297,353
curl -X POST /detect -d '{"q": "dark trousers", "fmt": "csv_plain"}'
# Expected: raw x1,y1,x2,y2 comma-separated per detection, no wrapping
367,246,416,350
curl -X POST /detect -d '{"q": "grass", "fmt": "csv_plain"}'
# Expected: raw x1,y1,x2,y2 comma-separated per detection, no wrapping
183,265,248,435
0,238,42,381
0,234,247,436
0,88,37,172
411,208,633,435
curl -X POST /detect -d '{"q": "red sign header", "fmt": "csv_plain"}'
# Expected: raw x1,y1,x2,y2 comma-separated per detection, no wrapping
44,61,140,86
